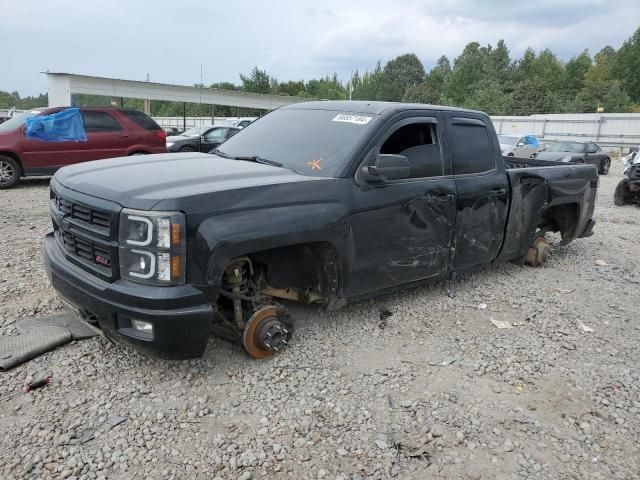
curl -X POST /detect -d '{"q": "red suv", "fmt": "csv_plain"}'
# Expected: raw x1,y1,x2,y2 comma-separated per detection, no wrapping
0,107,167,188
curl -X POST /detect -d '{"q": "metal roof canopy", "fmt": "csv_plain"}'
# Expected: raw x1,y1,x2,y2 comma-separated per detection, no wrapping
45,72,309,110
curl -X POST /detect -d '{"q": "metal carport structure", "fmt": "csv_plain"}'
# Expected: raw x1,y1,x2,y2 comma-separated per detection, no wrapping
45,72,309,111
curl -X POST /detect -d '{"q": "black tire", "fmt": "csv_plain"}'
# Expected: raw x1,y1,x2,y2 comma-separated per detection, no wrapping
599,157,610,175
0,155,21,189
614,179,631,206
179,146,196,152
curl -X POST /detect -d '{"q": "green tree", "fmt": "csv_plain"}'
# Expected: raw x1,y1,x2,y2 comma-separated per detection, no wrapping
402,82,440,104
425,55,451,102
378,53,426,101
463,79,506,114
352,62,384,100
505,78,556,115
614,27,640,103
446,42,491,105
576,47,629,112
240,67,271,94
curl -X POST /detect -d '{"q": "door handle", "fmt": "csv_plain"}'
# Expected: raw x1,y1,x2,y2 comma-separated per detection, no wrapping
489,188,506,196
428,192,454,202
119,134,129,138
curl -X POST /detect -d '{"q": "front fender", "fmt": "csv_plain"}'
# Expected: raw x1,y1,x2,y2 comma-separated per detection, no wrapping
188,202,354,286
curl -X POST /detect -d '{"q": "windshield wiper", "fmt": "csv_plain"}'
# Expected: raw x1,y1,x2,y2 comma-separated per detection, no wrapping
210,148,233,158
210,149,283,167
232,155,283,167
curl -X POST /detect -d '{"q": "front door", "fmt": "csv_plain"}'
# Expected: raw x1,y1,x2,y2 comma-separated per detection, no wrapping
349,115,457,297
200,127,229,153
445,114,509,271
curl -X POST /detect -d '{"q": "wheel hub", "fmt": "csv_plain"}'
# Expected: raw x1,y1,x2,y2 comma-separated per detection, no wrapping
0,161,15,185
242,305,293,359
526,237,550,267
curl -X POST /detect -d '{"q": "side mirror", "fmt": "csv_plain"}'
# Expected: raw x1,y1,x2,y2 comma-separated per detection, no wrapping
516,142,525,147
200,135,206,143
587,147,597,154
361,154,410,183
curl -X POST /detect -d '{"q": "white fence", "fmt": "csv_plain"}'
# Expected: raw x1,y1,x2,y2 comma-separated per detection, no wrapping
492,113,640,149
151,116,255,129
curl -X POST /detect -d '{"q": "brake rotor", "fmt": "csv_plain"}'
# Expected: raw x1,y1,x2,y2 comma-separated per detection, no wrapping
526,236,550,267
242,305,293,359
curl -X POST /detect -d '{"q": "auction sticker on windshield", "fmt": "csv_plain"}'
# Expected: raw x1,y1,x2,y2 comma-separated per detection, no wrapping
332,114,372,125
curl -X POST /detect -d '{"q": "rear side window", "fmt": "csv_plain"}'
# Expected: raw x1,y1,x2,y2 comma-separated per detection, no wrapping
82,111,122,132
450,120,495,175
120,109,162,131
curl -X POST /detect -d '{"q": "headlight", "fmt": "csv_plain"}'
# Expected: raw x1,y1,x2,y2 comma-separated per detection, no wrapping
561,155,573,162
119,209,186,286
166,142,175,148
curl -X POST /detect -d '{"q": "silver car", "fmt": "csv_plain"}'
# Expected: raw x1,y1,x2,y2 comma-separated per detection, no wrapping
498,134,543,158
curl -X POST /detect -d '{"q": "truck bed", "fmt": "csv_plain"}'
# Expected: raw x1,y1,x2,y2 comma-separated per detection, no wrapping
495,157,599,263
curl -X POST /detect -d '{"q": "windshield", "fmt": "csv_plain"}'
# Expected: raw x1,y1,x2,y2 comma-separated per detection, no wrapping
547,142,585,153
215,108,380,177
498,135,519,145
0,110,41,133
180,126,211,137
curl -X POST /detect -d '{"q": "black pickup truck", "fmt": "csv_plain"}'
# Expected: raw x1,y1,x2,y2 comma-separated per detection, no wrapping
43,101,598,359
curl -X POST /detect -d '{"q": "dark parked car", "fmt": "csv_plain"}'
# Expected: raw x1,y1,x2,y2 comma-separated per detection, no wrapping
43,101,598,360
533,141,611,175
166,125,240,153
0,107,167,189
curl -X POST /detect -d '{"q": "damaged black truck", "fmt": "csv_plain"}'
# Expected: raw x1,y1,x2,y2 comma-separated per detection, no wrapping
43,101,598,359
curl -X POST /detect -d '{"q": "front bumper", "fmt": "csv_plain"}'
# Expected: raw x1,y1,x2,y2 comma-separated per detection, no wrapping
43,232,213,359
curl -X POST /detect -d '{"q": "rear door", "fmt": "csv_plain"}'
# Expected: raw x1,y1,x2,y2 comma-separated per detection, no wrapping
200,127,229,152
445,114,509,271
80,110,131,161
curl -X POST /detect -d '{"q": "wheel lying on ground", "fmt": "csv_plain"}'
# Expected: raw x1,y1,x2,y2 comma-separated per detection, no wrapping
0,155,21,189
614,179,631,206
526,236,550,267
599,158,610,175
242,305,293,359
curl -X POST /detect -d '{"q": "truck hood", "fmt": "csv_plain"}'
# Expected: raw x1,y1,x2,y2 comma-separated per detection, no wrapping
54,152,325,210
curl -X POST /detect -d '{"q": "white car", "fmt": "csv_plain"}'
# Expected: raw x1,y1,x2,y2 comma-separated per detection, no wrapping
498,134,543,158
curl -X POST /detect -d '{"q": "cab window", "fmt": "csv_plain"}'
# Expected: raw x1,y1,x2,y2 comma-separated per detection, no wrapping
379,122,443,178
450,121,495,175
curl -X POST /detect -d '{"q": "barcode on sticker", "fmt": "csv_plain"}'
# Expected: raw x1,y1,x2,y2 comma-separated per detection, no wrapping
332,114,372,125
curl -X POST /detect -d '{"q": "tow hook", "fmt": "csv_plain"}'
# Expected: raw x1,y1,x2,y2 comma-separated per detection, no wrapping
242,305,293,359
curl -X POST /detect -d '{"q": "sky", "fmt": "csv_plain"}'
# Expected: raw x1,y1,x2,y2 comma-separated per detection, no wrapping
1,0,639,96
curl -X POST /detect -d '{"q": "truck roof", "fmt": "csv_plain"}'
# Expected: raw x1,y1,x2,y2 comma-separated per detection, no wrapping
282,100,483,116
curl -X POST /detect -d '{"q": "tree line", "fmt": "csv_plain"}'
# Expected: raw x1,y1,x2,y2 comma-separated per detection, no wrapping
2,27,639,117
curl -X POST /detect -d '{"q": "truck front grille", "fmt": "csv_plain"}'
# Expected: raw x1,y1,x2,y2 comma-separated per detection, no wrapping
51,190,119,282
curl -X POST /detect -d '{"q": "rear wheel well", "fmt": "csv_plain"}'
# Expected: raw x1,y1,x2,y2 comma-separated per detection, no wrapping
0,151,23,175
538,203,579,241
129,150,150,156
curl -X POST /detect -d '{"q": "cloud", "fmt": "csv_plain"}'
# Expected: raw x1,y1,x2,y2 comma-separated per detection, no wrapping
0,0,638,96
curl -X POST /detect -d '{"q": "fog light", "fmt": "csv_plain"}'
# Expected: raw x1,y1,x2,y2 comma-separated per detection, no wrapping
131,319,153,334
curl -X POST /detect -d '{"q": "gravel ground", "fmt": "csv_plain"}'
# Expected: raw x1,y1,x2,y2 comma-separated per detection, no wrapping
1,161,639,480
